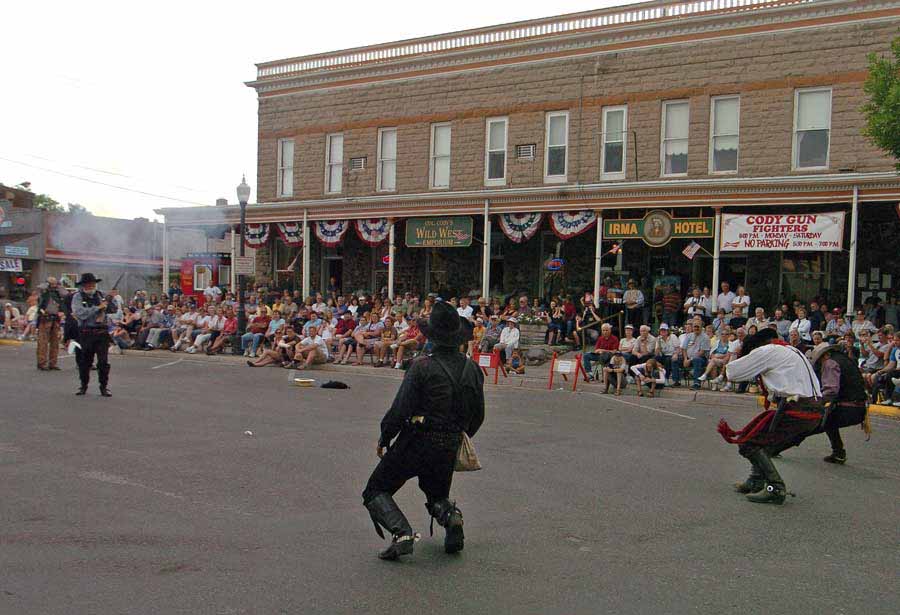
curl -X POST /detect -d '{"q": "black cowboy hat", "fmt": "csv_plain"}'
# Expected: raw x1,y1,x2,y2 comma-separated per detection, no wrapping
75,272,102,286
740,328,778,356
419,300,464,347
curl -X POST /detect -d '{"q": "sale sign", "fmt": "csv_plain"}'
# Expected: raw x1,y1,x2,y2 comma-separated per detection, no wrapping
720,212,844,252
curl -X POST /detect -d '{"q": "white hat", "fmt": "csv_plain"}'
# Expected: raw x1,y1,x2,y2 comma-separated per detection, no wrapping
659,323,669,330
507,317,518,324
625,324,634,329
808,342,834,364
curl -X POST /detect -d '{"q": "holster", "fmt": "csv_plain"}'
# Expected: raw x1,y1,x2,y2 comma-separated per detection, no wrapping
767,398,788,434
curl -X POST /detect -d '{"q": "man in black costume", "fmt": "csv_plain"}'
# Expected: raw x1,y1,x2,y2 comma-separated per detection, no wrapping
362,300,485,560
71,273,115,397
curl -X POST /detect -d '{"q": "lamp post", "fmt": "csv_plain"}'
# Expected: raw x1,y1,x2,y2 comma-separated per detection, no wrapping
233,175,251,355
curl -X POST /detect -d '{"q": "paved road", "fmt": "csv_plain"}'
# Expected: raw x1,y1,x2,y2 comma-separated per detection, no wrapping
1,344,898,615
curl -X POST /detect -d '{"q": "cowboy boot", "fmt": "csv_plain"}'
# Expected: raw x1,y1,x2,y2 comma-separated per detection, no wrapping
733,461,765,494
823,450,847,464
365,493,415,560
427,499,464,554
745,450,787,505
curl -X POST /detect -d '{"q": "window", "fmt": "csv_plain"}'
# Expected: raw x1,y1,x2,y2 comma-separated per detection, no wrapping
276,138,294,197
709,96,739,173
544,111,569,182
429,123,451,189
325,133,343,193
601,106,627,179
377,128,397,192
484,117,508,185
793,88,831,170
661,100,689,176
193,263,211,290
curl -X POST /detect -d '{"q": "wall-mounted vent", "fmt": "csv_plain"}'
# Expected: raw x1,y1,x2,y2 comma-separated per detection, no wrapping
350,156,367,170
516,144,536,160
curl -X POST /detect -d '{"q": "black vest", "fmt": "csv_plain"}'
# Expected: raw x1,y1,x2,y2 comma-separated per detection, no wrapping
827,350,868,403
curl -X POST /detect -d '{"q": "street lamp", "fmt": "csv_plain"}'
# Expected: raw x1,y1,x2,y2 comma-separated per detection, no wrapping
233,175,251,355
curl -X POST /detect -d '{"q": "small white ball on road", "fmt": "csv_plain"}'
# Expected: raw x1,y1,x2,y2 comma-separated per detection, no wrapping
243,430,254,436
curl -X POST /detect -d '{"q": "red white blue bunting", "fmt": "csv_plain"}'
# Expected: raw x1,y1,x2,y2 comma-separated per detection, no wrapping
314,220,350,247
497,213,543,244
275,222,303,247
354,218,391,247
243,223,270,248
549,211,596,240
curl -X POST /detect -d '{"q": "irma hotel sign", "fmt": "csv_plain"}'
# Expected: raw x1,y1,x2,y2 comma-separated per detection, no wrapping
603,210,714,247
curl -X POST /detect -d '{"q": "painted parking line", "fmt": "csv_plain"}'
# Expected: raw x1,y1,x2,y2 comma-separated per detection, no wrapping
579,390,697,420
151,359,183,370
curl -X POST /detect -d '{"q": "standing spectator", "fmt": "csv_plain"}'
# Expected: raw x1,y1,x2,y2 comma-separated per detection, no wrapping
495,317,520,363
808,300,825,332
561,297,577,341
790,307,812,343
683,287,709,323
865,297,885,328
35,277,65,370
574,300,600,347
732,286,751,317
623,279,645,328
582,323,619,378
672,322,710,389
883,295,898,329
717,282,736,319
661,285,681,327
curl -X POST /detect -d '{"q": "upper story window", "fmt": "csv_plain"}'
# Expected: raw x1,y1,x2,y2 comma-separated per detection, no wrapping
277,138,294,197
325,133,343,193
709,96,739,174
544,111,569,183
601,106,627,180
484,117,508,186
793,88,831,170
661,100,689,176
430,123,451,189
377,128,397,192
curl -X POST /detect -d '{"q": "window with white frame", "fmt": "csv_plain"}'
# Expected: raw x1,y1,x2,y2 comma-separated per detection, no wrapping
601,106,627,179
430,123,451,189
484,117,508,185
661,100,689,176
325,133,343,193
544,111,569,182
709,96,739,173
793,88,831,170
277,138,294,197
377,128,397,192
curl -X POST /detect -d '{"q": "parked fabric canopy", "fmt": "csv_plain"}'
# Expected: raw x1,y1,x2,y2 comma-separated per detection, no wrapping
243,223,270,248
354,218,391,246
314,220,350,247
548,211,596,240
497,212,543,243
275,222,303,247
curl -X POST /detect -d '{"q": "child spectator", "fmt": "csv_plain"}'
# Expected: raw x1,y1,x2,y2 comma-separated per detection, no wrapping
602,353,628,395
632,358,666,397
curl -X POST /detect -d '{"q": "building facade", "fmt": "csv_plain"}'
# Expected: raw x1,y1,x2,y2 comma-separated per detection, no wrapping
159,0,900,314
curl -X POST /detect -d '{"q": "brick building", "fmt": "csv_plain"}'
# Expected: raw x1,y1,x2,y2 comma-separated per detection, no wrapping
159,0,900,317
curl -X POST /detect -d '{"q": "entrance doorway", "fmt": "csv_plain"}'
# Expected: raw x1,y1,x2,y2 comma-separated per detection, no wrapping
321,246,343,295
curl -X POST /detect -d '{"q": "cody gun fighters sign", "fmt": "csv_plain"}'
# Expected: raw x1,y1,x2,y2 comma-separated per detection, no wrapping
720,212,844,252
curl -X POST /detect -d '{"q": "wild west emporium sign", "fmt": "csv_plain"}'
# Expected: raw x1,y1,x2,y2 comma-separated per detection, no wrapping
721,212,844,251
603,210,713,247
405,216,473,248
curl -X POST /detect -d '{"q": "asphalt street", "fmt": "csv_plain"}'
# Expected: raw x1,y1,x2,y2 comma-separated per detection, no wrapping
0,343,898,615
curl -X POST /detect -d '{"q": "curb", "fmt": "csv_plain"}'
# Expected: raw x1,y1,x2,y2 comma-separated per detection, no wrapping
0,339,23,346
869,403,900,419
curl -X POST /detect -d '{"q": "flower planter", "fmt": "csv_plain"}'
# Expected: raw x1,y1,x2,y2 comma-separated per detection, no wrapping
518,323,546,346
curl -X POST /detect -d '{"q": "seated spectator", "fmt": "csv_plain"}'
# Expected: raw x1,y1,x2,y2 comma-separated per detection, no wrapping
825,313,850,341
671,322,710,389
698,329,732,385
729,304,748,329
495,317,520,363
711,308,728,336
247,326,299,368
771,308,791,340
515,295,532,319
860,328,890,389
545,301,565,346
332,311,356,354
746,307,769,331
574,301,600,347
456,297,474,321
508,349,526,375
134,306,165,349
302,311,323,336
583,322,619,378
292,324,329,369
468,318,485,358
601,353,628,395
170,306,198,352
189,307,224,353
618,324,637,364
632,358,666,397
790,307,812,343
872,332,899,405
851,309,877,337
392,317,423,369
373,316,398,367
653,323,677,382
352,311,384,366
264,310,285,347
630,325,656,367
811,330,825,347
241,310,271,357
207,309,237,354
479,315,502,353
561,297,577,341
788,328,808,354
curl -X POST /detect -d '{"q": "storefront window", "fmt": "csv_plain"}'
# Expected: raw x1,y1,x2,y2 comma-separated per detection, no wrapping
781,252,829,302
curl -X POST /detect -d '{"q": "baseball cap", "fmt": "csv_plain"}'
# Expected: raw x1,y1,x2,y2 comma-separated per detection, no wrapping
659,323,669,330
625,324,634,329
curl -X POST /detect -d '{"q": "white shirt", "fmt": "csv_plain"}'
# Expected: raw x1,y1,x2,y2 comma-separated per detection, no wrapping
313,302,327,314
733,294,751,313
499,326,520,348
195,315,212,330
717,291,736,315
725,344,822,399
789,318,812,341
683,295,709,316
727,339,742,355
301,335,328,358
204,286,222,301
457,305,474,319
631,363,667,384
